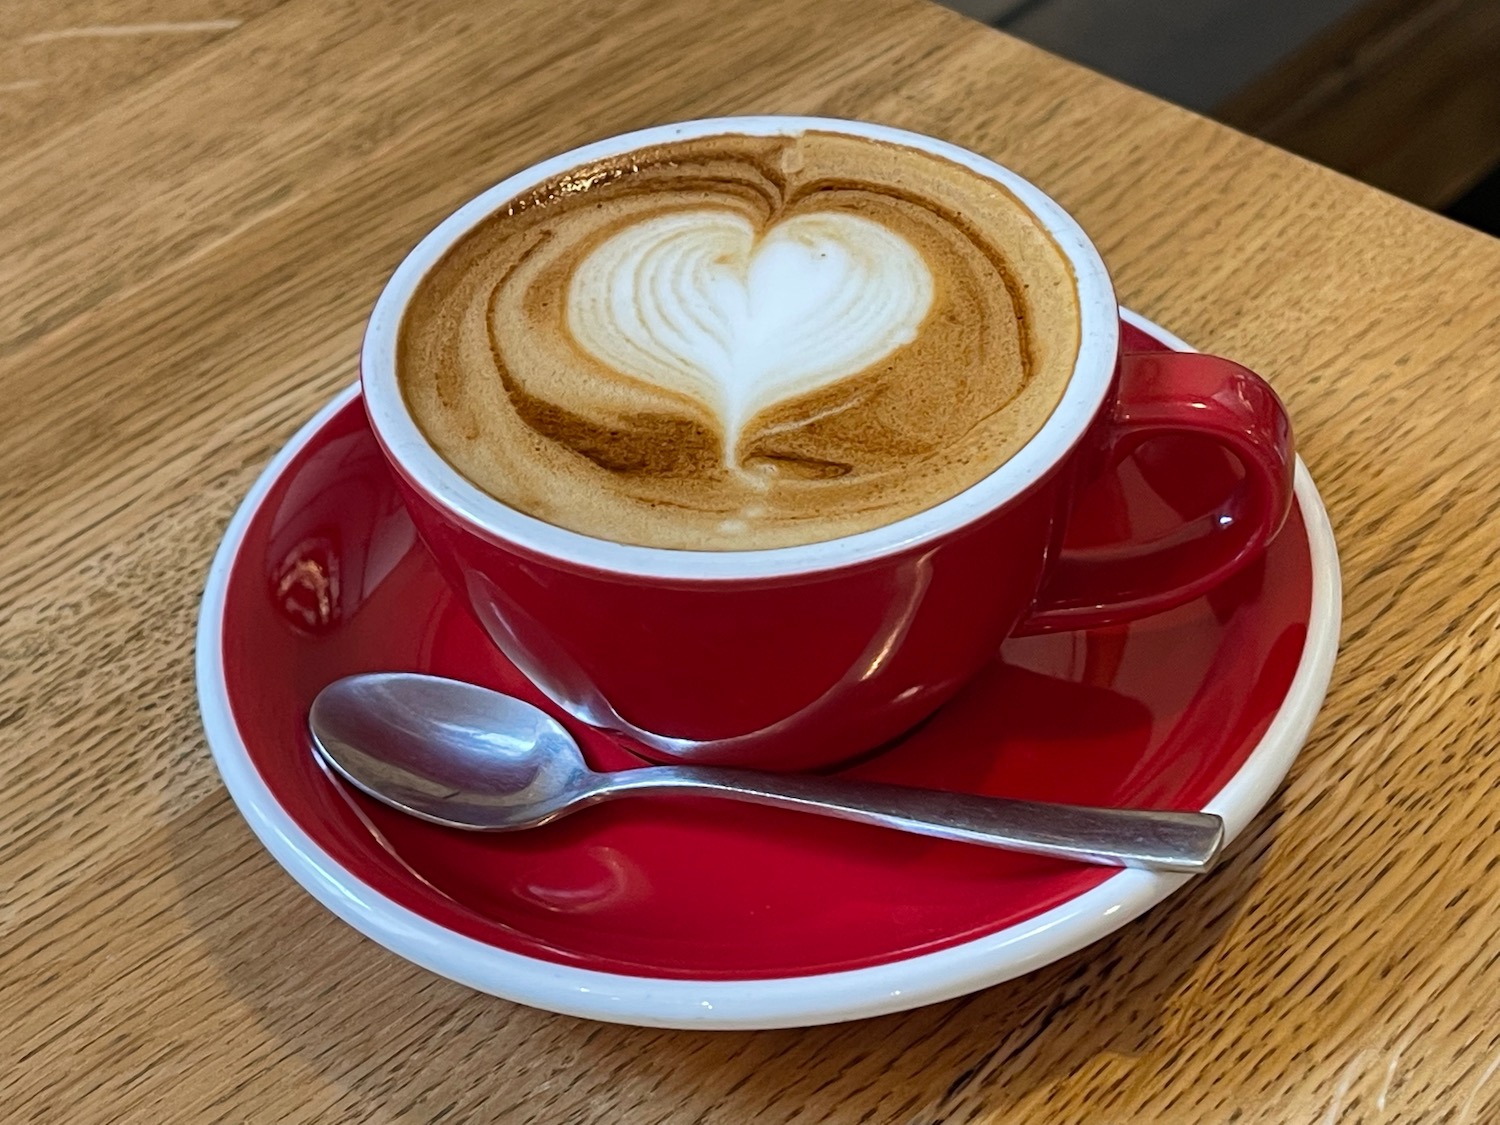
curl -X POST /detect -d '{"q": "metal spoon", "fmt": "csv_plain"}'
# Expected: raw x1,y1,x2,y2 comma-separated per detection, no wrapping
309,673,1224,873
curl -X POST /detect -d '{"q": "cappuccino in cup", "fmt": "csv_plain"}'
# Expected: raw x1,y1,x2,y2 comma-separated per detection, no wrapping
365,117,1293,768
397,129,1081,550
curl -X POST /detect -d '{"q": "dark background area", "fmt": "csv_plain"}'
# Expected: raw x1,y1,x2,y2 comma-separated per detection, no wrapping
944,0,1500,236
1447,165,1500,233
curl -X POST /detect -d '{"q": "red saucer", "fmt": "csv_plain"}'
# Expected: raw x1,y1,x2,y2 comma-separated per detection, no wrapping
209,317,1320,988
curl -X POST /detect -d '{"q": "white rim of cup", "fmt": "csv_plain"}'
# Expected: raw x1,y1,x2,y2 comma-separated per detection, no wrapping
360,116,1119,580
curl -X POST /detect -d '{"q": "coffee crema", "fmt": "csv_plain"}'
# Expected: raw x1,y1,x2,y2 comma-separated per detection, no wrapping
398,130,1081,549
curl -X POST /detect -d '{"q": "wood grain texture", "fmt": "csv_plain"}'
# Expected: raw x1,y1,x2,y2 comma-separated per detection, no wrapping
0,0,289,150
4,1,1500,1121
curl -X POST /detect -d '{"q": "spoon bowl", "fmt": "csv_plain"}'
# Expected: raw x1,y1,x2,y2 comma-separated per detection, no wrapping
311,674,594,829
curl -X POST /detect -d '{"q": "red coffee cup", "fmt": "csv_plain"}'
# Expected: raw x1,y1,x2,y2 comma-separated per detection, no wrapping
362,117,1294,771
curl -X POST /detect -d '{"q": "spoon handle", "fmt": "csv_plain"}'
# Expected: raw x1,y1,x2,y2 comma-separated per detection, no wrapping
602,768,1224,873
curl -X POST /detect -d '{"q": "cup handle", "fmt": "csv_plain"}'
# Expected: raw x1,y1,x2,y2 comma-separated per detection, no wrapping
1015,350,1296,635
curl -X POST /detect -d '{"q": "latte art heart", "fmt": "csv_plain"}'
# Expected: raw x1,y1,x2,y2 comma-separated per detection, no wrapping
566,209,935,461
399,129,1081,550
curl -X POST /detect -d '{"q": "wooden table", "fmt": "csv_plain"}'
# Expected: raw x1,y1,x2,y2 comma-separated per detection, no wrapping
5,1,1500,1121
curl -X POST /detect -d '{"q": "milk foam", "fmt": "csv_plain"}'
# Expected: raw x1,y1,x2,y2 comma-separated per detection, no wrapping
398,130,1082,550
566,209,934,462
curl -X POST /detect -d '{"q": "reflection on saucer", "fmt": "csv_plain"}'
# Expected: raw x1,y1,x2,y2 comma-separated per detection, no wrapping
512,846,649,915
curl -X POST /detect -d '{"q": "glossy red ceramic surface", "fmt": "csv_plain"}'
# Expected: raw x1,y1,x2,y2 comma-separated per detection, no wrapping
375,321,1295,769
1023,348,1296,632
218,321,1313,981
396,470,1059,770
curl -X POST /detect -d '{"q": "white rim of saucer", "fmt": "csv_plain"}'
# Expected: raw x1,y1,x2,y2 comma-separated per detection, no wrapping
360,115,1119,580
198,310,1341,1030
